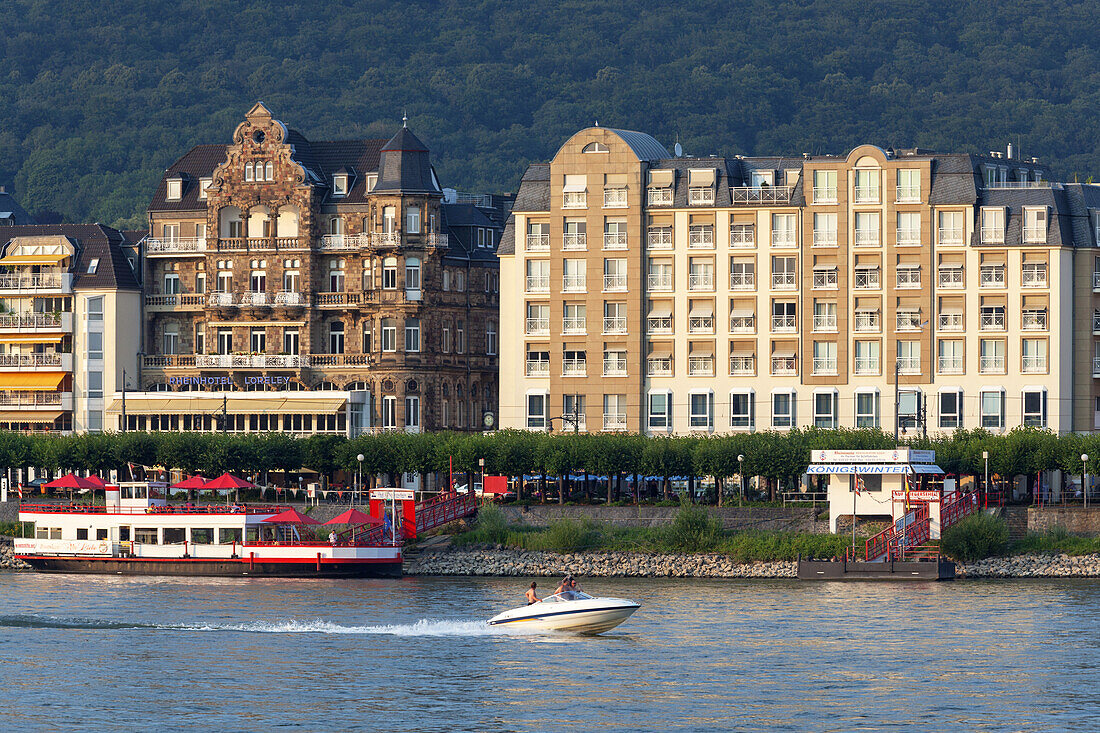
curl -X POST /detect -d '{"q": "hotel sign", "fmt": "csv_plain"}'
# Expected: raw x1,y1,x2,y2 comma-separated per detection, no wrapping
813,449,935,464
166,376,292,387
806,464,910,475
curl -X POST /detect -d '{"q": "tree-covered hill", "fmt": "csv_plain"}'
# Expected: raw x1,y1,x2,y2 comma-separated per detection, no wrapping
1,0,1098,228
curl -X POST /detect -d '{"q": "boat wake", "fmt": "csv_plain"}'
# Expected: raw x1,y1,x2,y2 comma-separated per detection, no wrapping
0,613,508,637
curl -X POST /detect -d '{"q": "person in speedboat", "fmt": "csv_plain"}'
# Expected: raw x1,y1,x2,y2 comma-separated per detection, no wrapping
553,575,576,600
525,581,540,605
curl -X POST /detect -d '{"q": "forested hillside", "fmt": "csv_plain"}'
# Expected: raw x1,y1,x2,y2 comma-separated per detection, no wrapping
1,0,1098,228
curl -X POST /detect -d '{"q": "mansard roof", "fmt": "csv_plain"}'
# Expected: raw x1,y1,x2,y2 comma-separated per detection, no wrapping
0,223,140,290
373,126,440,195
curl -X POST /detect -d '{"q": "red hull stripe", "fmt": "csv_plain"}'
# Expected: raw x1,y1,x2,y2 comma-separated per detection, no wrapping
15,555,399,564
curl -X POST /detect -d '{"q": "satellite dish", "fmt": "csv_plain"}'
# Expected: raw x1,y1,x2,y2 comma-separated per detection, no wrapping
674,142,683,158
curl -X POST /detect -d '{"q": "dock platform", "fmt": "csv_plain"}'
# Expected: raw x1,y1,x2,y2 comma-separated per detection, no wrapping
797,558,956,581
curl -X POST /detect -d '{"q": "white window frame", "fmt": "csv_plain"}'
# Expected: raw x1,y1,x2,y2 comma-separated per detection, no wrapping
729,390,754,431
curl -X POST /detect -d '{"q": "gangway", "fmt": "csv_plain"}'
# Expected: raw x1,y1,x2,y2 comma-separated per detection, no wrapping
864,491,979,561
415,490,477,535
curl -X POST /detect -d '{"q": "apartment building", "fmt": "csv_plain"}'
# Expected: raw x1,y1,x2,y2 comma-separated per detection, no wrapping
120,103,505,436
500,126,1100,435
0,225,141,434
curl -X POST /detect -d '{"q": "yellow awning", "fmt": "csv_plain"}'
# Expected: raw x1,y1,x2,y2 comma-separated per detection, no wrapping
0,254,67,265
0,372,66,390
0,410,62,422
0,334,65,344
106,394,348,415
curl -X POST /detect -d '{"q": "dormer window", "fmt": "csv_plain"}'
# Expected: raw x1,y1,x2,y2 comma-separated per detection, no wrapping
582,141,609,153
86,258,99,274
750,170,774,189
688,169,716,205
198,178,212,200
366,174,378,193
166,178,182,201
333,175,348,196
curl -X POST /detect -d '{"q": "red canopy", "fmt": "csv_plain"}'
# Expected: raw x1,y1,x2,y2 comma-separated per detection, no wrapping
83,475,107,488
171,474,208,490
324,508,383,526
43,473,96,490
262,508,321,525
203,473,255,491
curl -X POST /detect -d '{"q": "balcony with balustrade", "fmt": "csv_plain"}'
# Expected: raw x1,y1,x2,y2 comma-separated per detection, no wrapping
207,292,236,307
1021,309,1047,331
771,273,796,291
1023,226,1046,243
688,273,713,291
729,226,755,248
1021,266,1048,288
938,312,964,332
897,228,921,246
896,269,921,289
813,187,837,204
648,273,672,291
939,268,964,288
647,316,672,334
315,291,363,307
813,313,837,332
771,356,797,375
771,232,797,249
215,237,306,252
562,357,587,377
980,227,1005,244
980,309,1006,331
562,317,586,335
525,317,550,336
603,316,627,334
731,186,792,205
688,227,714,249
647,228,673,250
603,231,627,250
603,274,627,292
1093,357,1100,377
854,356,879,375
0,312,72,332
938,227,965,245
772,314,797,333
526,233,550,252
729,315,754,334
274,291,309,307
812,270,837,289
145,293,206,311
729,271,755,290
812,230,838,247
0,353,72,371
525,358,550,378
938,355,963,375
239,291,271,307
647,188,673,206
688,316,713,334
319,234,372,251
896,313,922,332
688,356,714,376
602,413,627,431
647,356,673,376
729,355,754,376
562,233,587,251
307,354,371,369
854,229,879,246
896,356,921,375
562,274,586,293
853,186,879,204
146,237,208,257
0,390,72,410
526,275,550,293
1021,355,1047,374
896,186,921,203
980,355,1005,374
980,266,1006,287
812,357,837,375
0,271,72,293
603,354,627,376
853,311,880,332
689,188,715,206
196,354,310,369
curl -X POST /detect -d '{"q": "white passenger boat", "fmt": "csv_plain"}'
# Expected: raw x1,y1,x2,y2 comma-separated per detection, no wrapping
14,482,401,577
488,591,640,634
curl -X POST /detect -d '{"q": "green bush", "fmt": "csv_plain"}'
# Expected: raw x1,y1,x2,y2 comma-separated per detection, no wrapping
940,512,1009,562
468,503,512,545
529,518,602,553
664,505,723,552
0,521,21,537
1012,526,1100,556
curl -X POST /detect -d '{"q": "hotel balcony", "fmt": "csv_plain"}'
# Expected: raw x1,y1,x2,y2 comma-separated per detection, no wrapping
214,237,306,252
145,237,207,257
315,291,366,307
938,356,964,375
319,234,371,251
195,354,311,369
562,358,587,377
0,271,72,294
145,294,206,311
0,353,72,370
1093,357,1100,377
525,360,550,377
307,354,371,368
602,413,627,431
602,356,627,376
525,234,550,252
0,312,72,332
896,356,921,375
0,390,73,410
731,186,792,205
525,318,549,336
771,356,798,375
143,355,197,369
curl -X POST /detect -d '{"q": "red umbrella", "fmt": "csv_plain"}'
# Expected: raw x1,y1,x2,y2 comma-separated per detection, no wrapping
203,473,255,491
171,474,208,490
83,475,107,488
43,473,96,490
324,508,382,526
262,508,321,525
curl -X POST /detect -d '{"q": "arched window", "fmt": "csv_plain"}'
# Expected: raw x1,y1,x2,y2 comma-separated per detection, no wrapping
264,161,274,181
582,142,609,153
244,162,254,182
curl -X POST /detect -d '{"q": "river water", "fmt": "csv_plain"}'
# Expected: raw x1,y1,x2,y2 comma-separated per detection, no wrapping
1,573,1098,731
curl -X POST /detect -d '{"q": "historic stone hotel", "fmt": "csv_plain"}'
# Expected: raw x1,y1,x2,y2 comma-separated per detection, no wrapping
118,104,507,435
498,126,1100,435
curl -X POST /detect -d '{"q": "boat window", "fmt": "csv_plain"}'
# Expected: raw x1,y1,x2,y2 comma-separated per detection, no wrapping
119,526,131,542
35,524,46,539
163,528,186,544
135,528,158,544
96,529,108,540
76,528,88,540
191,528,214,545
246,526,260,543
218,528,242,545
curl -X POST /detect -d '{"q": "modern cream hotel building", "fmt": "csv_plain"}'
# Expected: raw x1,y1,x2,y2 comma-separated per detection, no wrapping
498,126,1100,436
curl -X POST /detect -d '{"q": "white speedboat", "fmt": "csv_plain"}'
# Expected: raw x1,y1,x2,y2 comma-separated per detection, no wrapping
488,591,640,634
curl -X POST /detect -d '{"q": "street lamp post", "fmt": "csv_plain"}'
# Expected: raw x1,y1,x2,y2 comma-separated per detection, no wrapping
1082,453,1089,509
983,450,990,509
737,454,745,506
356,453,364,505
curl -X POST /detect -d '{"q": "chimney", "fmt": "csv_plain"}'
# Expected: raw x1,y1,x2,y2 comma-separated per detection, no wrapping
1006,143,1014,160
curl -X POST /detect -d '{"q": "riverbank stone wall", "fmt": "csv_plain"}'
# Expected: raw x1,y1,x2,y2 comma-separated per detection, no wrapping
500,505,821,532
